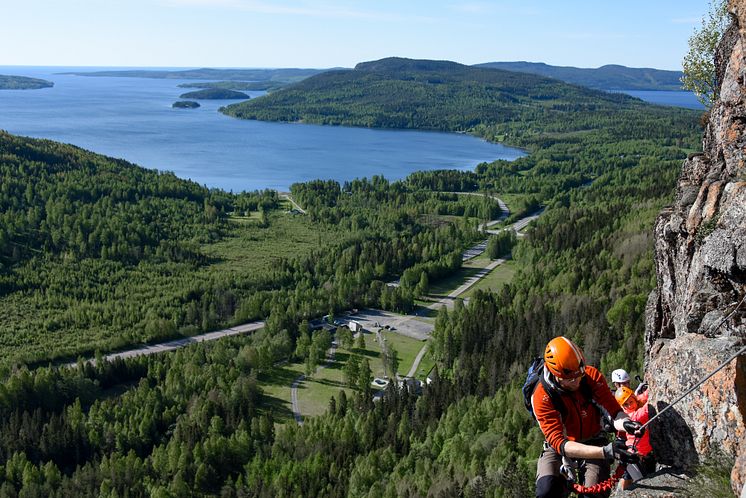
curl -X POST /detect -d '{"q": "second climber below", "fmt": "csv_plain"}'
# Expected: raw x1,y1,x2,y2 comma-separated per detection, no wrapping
532,336,643,498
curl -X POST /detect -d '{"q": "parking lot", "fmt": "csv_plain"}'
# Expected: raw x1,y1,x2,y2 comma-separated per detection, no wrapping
341,309,433,340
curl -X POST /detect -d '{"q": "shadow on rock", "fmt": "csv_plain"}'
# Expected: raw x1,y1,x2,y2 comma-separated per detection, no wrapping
649,402,699,469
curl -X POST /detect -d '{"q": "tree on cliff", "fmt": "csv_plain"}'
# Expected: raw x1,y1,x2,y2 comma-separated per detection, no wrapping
682,0,729,107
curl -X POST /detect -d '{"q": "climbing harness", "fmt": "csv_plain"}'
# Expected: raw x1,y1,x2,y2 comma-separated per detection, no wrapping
555,295,745,496
570,463,626,495
567,293,745,495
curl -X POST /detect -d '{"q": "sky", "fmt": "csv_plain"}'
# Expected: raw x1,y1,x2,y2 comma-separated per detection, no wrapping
3,0,711,70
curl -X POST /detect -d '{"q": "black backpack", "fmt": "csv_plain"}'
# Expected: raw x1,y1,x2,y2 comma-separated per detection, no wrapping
522,357,593,421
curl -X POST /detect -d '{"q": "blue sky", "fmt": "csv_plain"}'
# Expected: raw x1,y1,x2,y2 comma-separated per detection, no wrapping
4,0,709,70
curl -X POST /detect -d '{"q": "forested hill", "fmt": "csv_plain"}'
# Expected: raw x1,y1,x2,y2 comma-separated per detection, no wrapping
220,56,649,133
474,61,684,91
0,130,221,268
0,75,54,90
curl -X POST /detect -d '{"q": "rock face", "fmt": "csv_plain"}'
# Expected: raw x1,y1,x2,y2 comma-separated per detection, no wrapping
645,1,746,495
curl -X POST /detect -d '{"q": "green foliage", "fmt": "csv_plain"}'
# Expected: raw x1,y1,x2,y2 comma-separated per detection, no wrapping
683,452,736,498
682,0,729,106
178,89,250,100
222,57,647,135
178,80,288,91
0,335,269,496
476,61,684,91
0,51,705,497
0,132,484,367
486,230,517,259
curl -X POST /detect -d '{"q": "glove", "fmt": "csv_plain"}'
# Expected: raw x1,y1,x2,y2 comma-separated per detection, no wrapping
601,416,615,434
602,439,640,464
623,420,646,437
634,383,648,395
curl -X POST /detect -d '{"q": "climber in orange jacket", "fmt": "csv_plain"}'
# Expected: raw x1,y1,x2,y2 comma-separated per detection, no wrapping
532,336,643,498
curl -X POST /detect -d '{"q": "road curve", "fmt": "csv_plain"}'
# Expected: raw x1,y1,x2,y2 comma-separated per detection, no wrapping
290,374,305,425
290,345,337,425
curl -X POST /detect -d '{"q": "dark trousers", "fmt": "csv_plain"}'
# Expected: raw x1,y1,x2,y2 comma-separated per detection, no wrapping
535,442,611,498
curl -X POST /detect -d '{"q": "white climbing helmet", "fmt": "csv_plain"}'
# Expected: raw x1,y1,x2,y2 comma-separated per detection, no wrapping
611,369,630,383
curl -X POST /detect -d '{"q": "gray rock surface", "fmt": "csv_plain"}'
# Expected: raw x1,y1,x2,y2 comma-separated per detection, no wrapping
645,1,746,495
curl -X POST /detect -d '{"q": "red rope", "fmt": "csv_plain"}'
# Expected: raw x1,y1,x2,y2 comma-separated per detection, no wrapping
570,464,626,495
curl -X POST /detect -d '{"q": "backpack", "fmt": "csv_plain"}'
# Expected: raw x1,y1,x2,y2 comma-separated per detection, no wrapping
522,357,594,422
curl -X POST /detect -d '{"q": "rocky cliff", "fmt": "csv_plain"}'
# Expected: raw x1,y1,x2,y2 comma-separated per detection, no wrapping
644,1,746,496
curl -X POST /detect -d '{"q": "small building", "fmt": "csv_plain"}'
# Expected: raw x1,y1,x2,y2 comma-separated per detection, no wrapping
397,377,422,393
348,320,362,333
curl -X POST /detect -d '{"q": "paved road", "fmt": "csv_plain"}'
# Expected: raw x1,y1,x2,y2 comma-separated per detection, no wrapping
279,193,306,214
485,208,544,236
406,343,429,378
69,321,264,367
290,374,305,425
448,192,510,232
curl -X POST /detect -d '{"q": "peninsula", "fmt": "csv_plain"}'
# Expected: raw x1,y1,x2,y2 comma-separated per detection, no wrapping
179,88,249,100
0,74,54,90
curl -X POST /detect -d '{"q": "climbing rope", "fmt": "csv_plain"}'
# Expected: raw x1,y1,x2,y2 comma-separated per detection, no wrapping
568,293,746,495
570,463,626,495
640,292,746,432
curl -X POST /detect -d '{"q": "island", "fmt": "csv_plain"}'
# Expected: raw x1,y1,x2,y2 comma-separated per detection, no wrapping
178,80,287,91
0,75,54,90
179,88,250,100
172,100,200,109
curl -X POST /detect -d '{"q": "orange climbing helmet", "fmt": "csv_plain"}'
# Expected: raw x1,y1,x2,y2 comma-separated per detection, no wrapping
615,386,635,407
544,336,586,379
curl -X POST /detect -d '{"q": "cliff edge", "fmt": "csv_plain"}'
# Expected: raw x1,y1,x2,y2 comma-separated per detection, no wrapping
644,1,746,495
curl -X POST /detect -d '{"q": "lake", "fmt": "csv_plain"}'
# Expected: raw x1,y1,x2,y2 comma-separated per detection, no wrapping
0,66,525,192
618,89,704,110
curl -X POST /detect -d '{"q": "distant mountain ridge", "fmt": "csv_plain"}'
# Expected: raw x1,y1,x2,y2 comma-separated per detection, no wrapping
475,61,684,91
60,67,330,83
221,56,646,133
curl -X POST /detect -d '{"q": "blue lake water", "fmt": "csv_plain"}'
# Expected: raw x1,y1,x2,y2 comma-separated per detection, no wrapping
0,66,525,192
617,90,704,110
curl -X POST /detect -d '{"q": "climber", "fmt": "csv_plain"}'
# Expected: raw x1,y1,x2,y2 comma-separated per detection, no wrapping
615,386,656,490
533,337,643,498
611,368,648,404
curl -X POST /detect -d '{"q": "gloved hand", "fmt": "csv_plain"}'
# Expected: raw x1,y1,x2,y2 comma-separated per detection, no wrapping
602,439,640,464
623,420,646,437
634,383,648,395
601,416,615,434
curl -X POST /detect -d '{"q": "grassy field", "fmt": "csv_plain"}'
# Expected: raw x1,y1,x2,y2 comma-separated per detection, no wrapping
263,328,428,424
381,331,427,376
463,251,493,268
227,211,262,223
413,349,436,380
200,212,341,280
427,267,483,297
460,260,517,299
0,211,344,367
